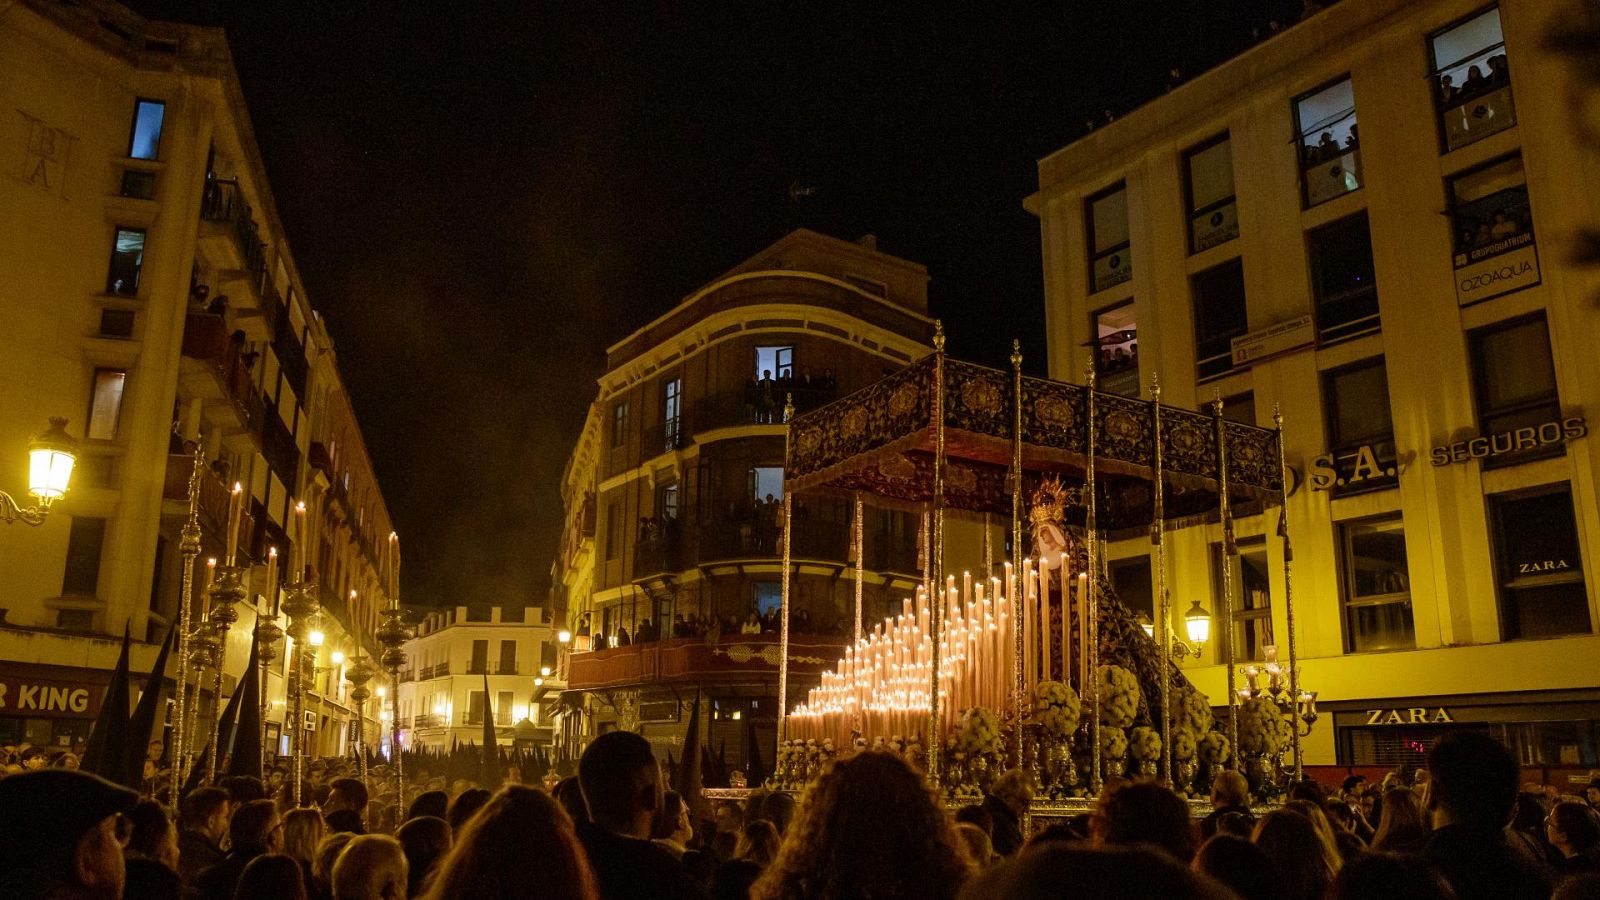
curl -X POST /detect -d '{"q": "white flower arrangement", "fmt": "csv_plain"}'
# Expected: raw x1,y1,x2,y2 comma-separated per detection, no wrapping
1237,696,1292,756
953,707,1003,757
1179,689,1214,734
1096,664,1140,728
1172,727,1198,763
1198,730,1231,765
1100,725,1128,760
1129,725,1162,762
1033,680,1083,738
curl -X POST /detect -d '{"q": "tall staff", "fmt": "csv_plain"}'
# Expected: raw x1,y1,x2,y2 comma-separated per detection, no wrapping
1150,376,1171,783
169,446,204,815
776,395,796,743
1213,394,1240,768
852,493,865,738
1273,406,1303,781
1009,340,1025,770
927,323,947,784
1084,363,1102,795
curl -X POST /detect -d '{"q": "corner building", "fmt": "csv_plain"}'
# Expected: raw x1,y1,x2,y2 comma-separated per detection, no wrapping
1029,0,1600,772
556,230,935,764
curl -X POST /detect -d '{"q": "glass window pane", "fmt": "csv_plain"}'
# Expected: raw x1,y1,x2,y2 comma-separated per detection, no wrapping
756,346,793,380
1191,259,1248,380
1309,213,1380,341
1432,8,1513,150
1187,139,1235,211
107,227,145,296
1093,303,1139,396
87,369,126,440
1296,80,1357,149
1432,7,1504,73
1109,557,1153,622
129,100,165,160
1326,361,1393,449
62,516,107,595
1495,487,1588,639
1475,318,1555,412
1347,600,1417,652
752,466,783,502
1348,520,1410,598
1090,187,1129,254
1449,156,1532,260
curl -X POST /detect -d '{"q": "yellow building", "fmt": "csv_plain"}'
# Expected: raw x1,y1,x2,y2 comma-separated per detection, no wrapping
0,0,395,761
1028,0,1600,769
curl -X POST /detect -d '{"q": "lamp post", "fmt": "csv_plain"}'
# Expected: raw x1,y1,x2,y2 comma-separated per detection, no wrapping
0,417,77,526
1139,600,1212,661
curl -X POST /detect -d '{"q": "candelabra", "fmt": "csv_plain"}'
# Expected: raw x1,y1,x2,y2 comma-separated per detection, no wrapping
180,624,220,785
255,614,284,769
345,651,376,781
376,607,413,810
280,582,321,806
1236,645,1318,779
203,566,247,783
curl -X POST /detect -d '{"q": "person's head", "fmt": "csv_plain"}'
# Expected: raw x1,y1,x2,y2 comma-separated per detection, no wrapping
418,785,597,900
1549,801,1600,854
181,785,231,841
332,834,408,900
1252,809,1336,900
446,788,492,834
737,819,782,867
991,768,1034,816
232,798,284,854
955,822,996,868
955,804,994,836
961,843,1236,900
235,852,309,900
752,752,972,900
313,832,357,896
578,731,662,838
653,790,692,843
553,776,588,824
1328,851,1453,900
282,807,328,866
327,777,371,816
408,789,450,822
223,775,268,805
1341,775,1366,798
396,816,451,896
757,790,797,835
1284,800,1344,868
0,769,138,899
1373,786,1427,845
147,740,165,763
1288,779,1328,806
1209,770,1249,811
1427,732,1520,826
1586,779,1600,807
1191,834,1280,900
1101,781,1197,863
124,798,178,869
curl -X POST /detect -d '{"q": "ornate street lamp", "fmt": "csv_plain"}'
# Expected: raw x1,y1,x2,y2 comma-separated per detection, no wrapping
2,417,78,525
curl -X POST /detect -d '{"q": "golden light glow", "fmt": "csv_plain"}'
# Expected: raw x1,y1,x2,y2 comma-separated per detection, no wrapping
309,630,325,647
539,665,552,677
331,651,344,665
27,418,76,503
557,630,572,644
1185,599,1212,646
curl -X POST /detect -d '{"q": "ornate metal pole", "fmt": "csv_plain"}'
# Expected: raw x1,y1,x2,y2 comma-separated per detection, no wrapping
169,447,204,814
928,322,946,786
181,627,216,779
1010,340,1025,771
204,567,246,783
376,607,411,812
1213,394,1239,769
281,583,321,805
346,650,375,782
1084,362,1102,796
777,395,796,744
1151,375,1171,784
852,492,864,740
255,551,283,774
1273,406,1303,781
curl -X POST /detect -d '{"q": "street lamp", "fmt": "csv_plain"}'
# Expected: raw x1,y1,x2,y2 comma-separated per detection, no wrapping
1138,601,1212,660
557,629,571,644
3,417,78,525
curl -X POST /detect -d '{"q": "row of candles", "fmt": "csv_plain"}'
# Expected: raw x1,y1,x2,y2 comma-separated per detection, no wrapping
1236,645,1319,721
787,558,1089,747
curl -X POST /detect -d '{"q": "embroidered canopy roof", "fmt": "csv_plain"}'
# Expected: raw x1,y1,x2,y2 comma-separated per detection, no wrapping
786,355,1285,534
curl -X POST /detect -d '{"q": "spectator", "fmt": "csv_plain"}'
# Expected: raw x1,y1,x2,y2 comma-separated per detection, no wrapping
577,731,708,900
180,786,232,892
755,792,796,837
282,808,327,885
332,834,407,900
1372,786,1432,856
1201,770,1254,840
962,843,1234,899
1421,732,1551,900
407,790,450,823
223,775,268,806
1285,799,1351,864
1549,801,1600,875
1101,781,1198,863
1191,834,1280,900
418,785,597,900
326,778,371,832
196,799,283,900
397,816,452,896
555,776,589,824
125,854,183,900
1253,809,1336,900
955,823,997,868
955,804,994,838
752,752,972,900
236,853,310,900
125,797,180,870
1328,851,1455,900
0,769,138,900
654,791,695,857
313,833,356,900
446,788,492,834
982,768,1032,857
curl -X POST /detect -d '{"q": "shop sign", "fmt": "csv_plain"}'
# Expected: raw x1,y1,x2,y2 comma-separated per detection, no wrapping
1231,315,1315,367
1308,444,1397,492
1517,559,1574,575
0,676,98,718
1364,707,1455,725
1430,416,1587,467
1092,248,1132,293
1455,238,1540,306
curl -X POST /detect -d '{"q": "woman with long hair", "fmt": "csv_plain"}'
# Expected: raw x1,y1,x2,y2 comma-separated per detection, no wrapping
1371,786,1431,855
419,784,597,900
280,808,326,885
1253,809,1338,900
1285,799,1348,867
751,752,973,900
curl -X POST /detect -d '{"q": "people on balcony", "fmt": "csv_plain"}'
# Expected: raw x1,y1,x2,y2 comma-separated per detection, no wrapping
741,613,761,635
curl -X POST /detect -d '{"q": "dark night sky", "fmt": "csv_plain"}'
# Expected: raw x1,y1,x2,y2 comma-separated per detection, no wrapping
129,0,1302,605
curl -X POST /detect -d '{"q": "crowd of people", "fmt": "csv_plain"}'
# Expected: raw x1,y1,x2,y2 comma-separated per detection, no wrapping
742,369,837,425
581,600,845,652
8,730,1600,900
1438,53,1511,108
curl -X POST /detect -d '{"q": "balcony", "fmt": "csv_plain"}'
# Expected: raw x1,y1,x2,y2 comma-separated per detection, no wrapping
566,632,848,692
198,180,271,319
699,514,850,566
308,441,334,479
162,454,253,560
260,405,301,487
465,662,520,676
690,381,837,435
179,312,266,433
633,528,683,580
419,662,451,680
411,713,445,729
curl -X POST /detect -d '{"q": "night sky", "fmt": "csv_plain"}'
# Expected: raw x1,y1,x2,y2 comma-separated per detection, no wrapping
129,0,1305,605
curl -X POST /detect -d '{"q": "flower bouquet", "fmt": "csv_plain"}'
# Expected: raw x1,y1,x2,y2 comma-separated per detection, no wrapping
1171,727,1199,795
1129,725,1162,777
1033,680,1082,794
949,707,1003,798
1100,725,1129,780
1096,664,1139,729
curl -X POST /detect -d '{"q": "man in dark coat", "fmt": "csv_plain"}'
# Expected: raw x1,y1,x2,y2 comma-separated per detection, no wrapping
576,731,709,900
1420,732,1551,900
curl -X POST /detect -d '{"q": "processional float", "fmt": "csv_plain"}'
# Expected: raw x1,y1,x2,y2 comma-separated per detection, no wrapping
766,325,1315,811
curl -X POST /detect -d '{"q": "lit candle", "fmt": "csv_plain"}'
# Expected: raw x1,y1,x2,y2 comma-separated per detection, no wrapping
389,532,400,608
264,546,278,617
204,557,217,604
290,501,306,582
225,483,243,567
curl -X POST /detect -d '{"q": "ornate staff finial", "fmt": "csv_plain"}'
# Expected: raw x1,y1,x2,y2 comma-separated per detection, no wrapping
933,319,945,352
1272,403,1284,430
784,393,795,423
1149,371,1161,401
1010,339,1022,370
1212,388,1224,416
1083,357,1096,389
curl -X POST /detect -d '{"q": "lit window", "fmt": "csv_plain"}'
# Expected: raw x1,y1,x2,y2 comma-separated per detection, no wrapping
1091,301,1139,397
106,227,146,296
1294,79,1362,207
1447,153,1539,305
755,346,793,380
128,99,165,160
1339,515,1415,652
662,376,682,452
1430,6,1515,152
750,466,783,504
87,369,127,441
1184,135,1238,254
1469,313,1560,468
1191,258,1248,382
1307,212,1380,343
1492,485,1588,640
611,400,628,448
1086,183,1131,292
1214,538,1271,662
1322,357,1397,496
755,582,782,616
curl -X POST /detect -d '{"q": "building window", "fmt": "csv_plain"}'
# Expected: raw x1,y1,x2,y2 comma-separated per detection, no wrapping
1492,484,1589,640
1086,182,1132,292
62,516,107,596
1431,5,1515,152
755,346,793,380
127,99,165,160
87,369,127,441
1215,538,1272,662
1470,313,1561,468
610,400,628,449
1294,78,1362,207
57,609,95,632
605,501,622,560
98,308,135,339
1092,301,1139,397
1191,258,1248,382
106,227,145,296
749,466,784,504
1108,556,1153,623
1183,134,1238,254
1322,358,1397,495
1221,391,1256,426
120,170,156,200
1447,154,1539,305
497,690,514,725
1339,515,1415,652
467,691,487,725
755,581,782,617
1308,212,1380,343
662,376,682,452
657,482,679,523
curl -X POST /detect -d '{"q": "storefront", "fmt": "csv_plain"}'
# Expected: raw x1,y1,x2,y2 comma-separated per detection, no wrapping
0,661,112,749
1330,689,1600,769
